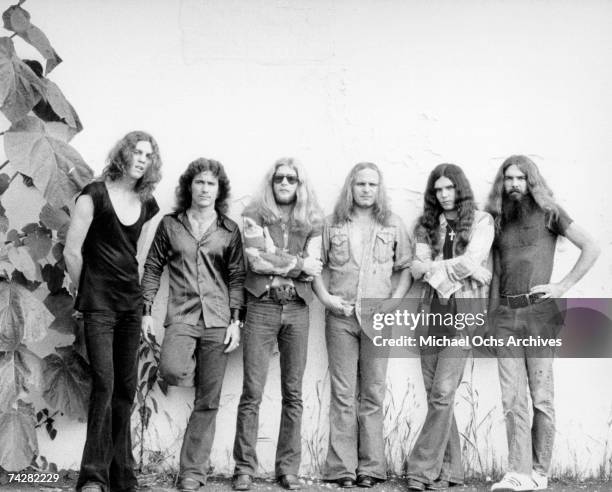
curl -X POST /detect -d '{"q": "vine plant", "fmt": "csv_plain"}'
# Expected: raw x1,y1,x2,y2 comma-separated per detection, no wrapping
0,0,92,473
0,1,169,475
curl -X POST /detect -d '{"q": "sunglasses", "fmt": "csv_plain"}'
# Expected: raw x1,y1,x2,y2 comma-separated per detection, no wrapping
272,174,299,185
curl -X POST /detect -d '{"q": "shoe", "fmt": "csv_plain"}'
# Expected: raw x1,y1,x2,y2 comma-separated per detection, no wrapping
81,483,103,492
336,477,357,488
531,471,548,490
232,474,253,491
427,480,450,490
179,477,202,491
407,478,426,491
491,472,537,491
278,474,301,490
356,475,376,488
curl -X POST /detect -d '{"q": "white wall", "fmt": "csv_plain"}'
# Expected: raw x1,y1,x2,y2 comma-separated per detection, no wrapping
2,0,612,477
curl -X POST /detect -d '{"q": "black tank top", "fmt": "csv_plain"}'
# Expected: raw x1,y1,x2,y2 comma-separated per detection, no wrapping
75,181,159,312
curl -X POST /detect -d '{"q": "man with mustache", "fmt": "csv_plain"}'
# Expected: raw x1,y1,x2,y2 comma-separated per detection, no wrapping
141,158,246,491
486,155,599,492
232,158,323,491
313,162,412,488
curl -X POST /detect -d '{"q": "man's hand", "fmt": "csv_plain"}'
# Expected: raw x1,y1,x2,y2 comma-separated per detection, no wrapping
471,265,492,285
411,259,431,279
325,294,353,317
224,321,241,353
530,283,566,299
302,256,323,277
141,315,155,344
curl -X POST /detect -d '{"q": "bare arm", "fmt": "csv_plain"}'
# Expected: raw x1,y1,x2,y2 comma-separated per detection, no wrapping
391,268,412,299
530,222,601,298
63,195,94,291
488,249,501,313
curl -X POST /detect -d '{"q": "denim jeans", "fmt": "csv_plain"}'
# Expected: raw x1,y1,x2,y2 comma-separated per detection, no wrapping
324,312,389,481
495,300,560,475
77,310,141,492
159,321,228,484
406,345,467,485
233,296,309,477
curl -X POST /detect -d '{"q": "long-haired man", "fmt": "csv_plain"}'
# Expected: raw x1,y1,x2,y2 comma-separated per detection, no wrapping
232,158,323,491
406,164,494,491
141,158,246,491
486,155,599,492
65,131,162,492
313,162,412,488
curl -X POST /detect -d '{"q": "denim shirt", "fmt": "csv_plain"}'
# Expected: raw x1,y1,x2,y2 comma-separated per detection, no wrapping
322,212,412,322
142,212,246,327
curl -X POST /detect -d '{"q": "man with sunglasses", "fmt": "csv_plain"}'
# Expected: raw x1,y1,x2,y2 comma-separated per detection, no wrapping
232,158,324,491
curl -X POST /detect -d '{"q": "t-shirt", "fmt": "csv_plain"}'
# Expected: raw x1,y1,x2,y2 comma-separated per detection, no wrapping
495,205,572,296
75,181,159,312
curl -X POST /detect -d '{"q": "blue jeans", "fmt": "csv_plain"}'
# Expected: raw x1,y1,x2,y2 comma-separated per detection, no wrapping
77,310,141,492
324,312,389,481
233,296,309,477
495,300,561,475
159,322,228,485
406,345,467,486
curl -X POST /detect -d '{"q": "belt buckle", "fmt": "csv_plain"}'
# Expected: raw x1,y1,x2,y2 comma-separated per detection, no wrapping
508,294,529,309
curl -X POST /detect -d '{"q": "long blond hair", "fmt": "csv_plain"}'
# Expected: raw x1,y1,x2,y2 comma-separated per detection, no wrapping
332,162,391,226
243,157,323,231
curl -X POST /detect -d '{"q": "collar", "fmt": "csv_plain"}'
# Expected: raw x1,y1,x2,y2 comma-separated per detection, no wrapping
176,211,236,233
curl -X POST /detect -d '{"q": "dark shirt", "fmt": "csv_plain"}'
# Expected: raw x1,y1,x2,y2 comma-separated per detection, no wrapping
429,218,457,338
76,181,159,312
142,212,246,327
496,205,572,295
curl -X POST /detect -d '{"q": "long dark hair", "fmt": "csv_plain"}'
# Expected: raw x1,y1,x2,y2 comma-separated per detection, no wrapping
416,163,475,257
486,155,559,231
102,131,162,201
175,158,231,214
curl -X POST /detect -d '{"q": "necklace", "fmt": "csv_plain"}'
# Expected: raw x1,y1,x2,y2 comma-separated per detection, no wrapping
446,222,456,241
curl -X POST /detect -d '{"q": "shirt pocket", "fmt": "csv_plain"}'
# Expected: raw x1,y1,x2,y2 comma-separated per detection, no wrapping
329,233,350,266
373,230,394,263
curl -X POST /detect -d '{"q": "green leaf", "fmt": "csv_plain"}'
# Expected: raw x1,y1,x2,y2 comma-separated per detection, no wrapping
0,37,43,122
6,244,41,282
0,202,8,234
18,25,62,75
40,264,65,295
4,116,94,208
42,346,91,421
39,204,70,242
0,347,43,412
0,174,10,195
0,400,38,471
2,5,31,33
21,223,52,261
37,79,82,136
43,290,77,335
0,280,52,351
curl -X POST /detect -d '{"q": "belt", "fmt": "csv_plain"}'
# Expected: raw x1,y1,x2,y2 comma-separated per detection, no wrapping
262,285,300,305
499,293,544,309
